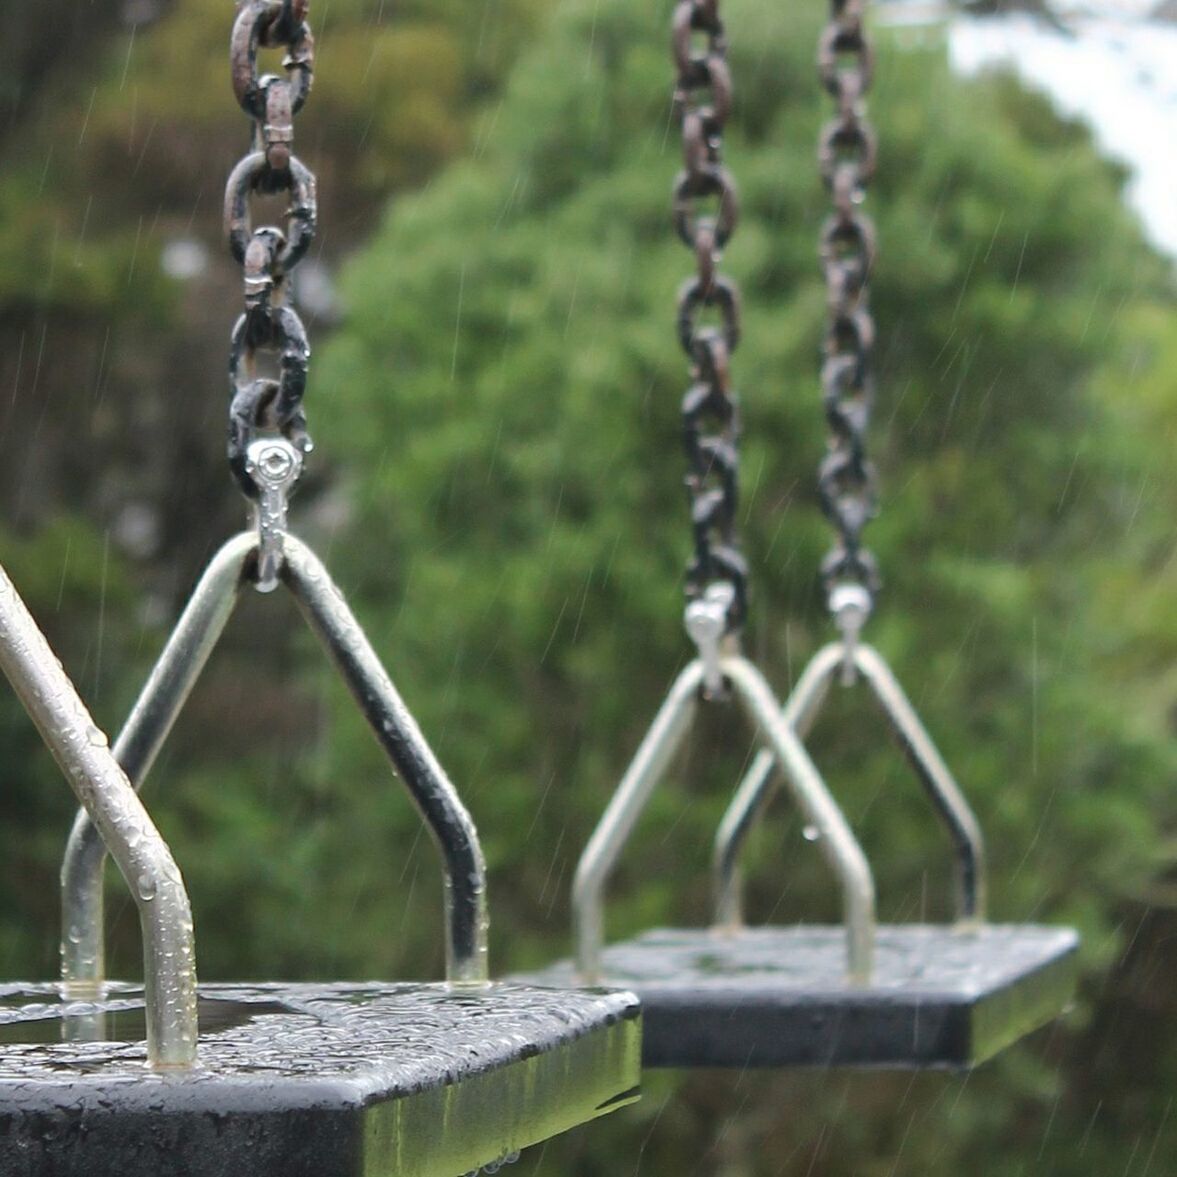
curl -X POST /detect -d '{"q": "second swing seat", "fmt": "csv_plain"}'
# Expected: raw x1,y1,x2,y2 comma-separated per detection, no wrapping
526,924,1077,1069
516,644,1078,1070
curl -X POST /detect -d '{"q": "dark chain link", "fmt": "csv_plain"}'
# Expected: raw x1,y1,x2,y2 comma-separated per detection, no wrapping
225,0,317,499
672,0,748,633
817,0,881,604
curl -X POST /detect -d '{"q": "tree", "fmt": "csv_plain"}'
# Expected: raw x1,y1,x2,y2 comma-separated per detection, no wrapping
309,0,1177,1171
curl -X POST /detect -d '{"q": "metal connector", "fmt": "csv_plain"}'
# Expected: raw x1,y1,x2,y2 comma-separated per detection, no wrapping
684,582,736,698
829,581,872,686
245,437,303,593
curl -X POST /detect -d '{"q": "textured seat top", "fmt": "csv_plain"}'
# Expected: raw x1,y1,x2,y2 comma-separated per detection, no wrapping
0,980,642,1177
0,980,639,1105
529,924,1079,1000
518,924,1079,1069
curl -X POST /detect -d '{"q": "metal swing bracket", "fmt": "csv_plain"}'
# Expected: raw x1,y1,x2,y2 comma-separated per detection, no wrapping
684,583,737,698
0,562,198,1070
245,436,303,593
572,600,877,987
61,520,490,1025
712,633,988,933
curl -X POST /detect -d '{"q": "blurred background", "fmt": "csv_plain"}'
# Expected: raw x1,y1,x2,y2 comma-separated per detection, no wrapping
1,0,1175,1172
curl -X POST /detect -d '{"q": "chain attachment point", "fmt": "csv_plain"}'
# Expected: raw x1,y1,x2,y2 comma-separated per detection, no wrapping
685,581,737,698
245,437,303,593
829,581,872,686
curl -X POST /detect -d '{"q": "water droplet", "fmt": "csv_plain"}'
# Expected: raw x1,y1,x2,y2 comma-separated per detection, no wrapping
802,824,821,842
87,725,109,747
137,874,157,901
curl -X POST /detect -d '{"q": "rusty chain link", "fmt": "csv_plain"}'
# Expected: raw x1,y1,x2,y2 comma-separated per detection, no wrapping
225,0,317,499
817,0,881,609
672,0,748,634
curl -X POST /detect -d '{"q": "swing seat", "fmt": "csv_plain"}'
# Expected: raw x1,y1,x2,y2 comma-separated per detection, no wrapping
527,648,1078,1070
523,923,1076,1069
26,525,642,1172
0,980,640,1177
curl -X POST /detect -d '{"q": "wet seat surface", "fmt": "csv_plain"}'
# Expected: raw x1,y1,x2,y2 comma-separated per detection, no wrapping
522,924,1078,1070
0,981,641,1177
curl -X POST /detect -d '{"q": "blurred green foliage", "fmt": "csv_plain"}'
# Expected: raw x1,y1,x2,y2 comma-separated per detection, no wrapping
1,0,1176,1173
0,0,541,316
311,0,1176,1171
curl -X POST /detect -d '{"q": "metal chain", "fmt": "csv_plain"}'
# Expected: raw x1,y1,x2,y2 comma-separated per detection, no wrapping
672,0,748,634
224,0,317,500
817,0,881,614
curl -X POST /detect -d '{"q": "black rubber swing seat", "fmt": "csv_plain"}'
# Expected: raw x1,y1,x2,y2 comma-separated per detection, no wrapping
0,528,642,1176
525,924,1077,1069
518,649,1079,1070
0,980,640,1177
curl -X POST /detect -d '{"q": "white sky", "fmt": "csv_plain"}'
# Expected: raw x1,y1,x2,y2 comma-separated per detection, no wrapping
948,13,1177,259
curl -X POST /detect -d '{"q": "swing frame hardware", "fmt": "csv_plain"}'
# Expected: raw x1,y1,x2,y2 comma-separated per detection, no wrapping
245,436,303,592
829,580,871,685
683,582,736,698
572,653,876,987
44,540,646,1173
713,640,988,932
0,562,198,1070
62,531,489,1010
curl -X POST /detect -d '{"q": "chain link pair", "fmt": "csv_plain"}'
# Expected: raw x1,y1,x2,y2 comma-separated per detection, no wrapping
224,0,317,501
817,0,881,613
672,0,748,637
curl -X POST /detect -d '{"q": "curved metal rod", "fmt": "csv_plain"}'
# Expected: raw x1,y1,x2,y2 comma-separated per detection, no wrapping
61,533,254,1000
0,562,198,1069
573,656,874,984
722,656,874,982
854,644,987,921
713,643,839,928
573,661,704,983
713,641,987,929
62,530,489,995
281,535,489,985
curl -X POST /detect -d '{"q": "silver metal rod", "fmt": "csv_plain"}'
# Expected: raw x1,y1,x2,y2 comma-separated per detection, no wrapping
713,644,842,927
854,644,988,921
573,661,704,983
723,655,875,983
281,535,489,986
61,533,253,1001
713,641,988,927
63,529,488,993
0,561,198,1068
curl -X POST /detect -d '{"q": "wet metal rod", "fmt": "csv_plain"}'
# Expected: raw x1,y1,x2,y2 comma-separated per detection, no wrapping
722,656,875,982
62,532,489,991
573,661,703,983
62,533,253,1000
283,535,489,985
0,562,198,1069
713,642,987,930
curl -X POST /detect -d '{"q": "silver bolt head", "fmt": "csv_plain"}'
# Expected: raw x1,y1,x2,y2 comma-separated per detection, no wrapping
829,582,872,622
245,438,303,489
684,600,725,646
